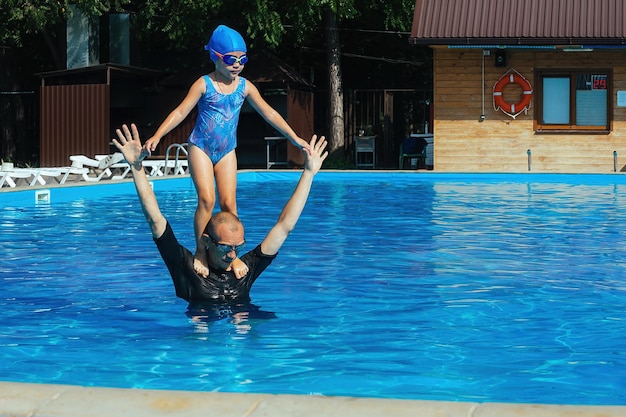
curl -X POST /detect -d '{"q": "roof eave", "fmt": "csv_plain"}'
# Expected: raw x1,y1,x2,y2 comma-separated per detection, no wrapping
36,63,166,79
408,37,626,47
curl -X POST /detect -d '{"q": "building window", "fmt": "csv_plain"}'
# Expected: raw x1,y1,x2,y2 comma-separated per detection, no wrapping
535,70,611,132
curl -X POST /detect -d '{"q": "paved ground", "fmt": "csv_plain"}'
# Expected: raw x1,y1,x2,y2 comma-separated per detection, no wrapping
2,382,626,417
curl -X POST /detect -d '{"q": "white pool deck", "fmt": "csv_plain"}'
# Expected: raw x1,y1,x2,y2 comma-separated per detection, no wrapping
0,382,625,417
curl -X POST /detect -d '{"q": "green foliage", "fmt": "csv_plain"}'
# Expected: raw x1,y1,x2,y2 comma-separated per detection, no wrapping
239,0,285,47
321,156,355,170
365,0,415,31
133,0,224,51
0,0,135,46
1,0,416,52
0,0,63,46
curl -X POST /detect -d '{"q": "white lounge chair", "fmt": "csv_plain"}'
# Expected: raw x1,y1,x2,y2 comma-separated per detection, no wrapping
0,169,34,188
143,159,189,177
95,154,131,180
1,168,52,187
27,168,66,186
55,166,90,184
69,155,113,182
96,152,125,169
163,159,189,175
0,167,87,187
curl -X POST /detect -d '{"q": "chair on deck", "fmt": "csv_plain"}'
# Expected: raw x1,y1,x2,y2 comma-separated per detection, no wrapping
399,136,427,169
0,167,88,187
0,169,35,188
143,159,189,177
70,155,113,182
32,167,90,185
95,154,131,180
354,136,376,169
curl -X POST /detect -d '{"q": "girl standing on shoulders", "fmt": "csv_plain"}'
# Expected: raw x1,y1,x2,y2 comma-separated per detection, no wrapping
143,25,310,278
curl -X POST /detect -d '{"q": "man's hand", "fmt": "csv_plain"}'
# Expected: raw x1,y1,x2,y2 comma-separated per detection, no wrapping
112,124,149,168
112,123,167,239
303,135,328,175
259,133,327,257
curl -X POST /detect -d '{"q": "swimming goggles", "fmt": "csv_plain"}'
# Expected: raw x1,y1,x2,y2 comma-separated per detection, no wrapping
214,51,248,66
208,234,246,253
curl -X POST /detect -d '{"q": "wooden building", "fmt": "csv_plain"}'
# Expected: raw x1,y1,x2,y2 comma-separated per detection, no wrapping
38,64,163,167
410,0,626,172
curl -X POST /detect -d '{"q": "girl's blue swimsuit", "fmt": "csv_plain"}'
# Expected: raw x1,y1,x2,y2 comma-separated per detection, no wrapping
188,75,247,164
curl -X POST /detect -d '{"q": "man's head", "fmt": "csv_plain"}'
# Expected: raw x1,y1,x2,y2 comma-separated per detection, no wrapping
204,25,247,63
202,212,246,270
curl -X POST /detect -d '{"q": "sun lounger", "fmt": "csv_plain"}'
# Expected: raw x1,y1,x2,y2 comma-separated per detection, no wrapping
96,152,125,169
163,159,189,176
55,167,90,184
95,154,131,180
69,155,113,182
0,169,35,188
69,153,188,182
0,168,54,187
27,168,67,186
0,167,88,188
143,159,189,177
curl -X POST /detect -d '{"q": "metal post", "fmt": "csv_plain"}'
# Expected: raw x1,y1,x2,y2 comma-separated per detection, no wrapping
527,149,532,171
614,150,618,172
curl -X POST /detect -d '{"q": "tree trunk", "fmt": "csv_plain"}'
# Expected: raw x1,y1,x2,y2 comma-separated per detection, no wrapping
0,48,17,163
325,8,344,159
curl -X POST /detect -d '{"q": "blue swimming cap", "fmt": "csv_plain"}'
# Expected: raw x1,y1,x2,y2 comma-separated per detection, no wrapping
204,25,247,62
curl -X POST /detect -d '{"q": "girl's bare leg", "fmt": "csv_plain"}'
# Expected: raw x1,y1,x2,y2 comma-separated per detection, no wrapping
189,145,216,277
214,152,249,279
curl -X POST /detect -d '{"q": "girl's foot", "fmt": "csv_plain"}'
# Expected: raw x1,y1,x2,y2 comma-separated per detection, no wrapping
193,247,210,277
230,257,249,279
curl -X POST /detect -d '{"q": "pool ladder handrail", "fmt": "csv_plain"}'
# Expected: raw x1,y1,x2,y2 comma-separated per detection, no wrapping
164,143,189,176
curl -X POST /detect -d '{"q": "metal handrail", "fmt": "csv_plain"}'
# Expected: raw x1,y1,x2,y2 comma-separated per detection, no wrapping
164,143,189,176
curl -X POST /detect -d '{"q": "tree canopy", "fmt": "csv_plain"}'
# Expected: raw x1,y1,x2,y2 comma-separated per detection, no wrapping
1,0,418,64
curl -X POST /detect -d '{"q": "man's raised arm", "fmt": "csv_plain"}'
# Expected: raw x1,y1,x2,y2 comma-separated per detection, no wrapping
260,135,327,256
113,123,167,239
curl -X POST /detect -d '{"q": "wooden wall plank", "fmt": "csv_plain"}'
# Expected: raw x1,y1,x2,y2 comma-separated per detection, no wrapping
40,85,110,167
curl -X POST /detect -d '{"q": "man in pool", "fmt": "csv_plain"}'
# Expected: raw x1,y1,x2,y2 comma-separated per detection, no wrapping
112,123,327,307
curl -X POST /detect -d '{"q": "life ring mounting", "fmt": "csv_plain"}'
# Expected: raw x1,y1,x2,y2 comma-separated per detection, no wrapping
493,69,532,119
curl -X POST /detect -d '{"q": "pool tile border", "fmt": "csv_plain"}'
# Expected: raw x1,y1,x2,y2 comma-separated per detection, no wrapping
1,382,625,417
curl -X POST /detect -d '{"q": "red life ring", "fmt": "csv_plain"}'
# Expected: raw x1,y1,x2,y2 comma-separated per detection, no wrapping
493,72,533,117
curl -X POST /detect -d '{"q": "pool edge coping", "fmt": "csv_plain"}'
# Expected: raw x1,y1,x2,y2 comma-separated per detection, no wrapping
3,169,626,193
1,382,625,417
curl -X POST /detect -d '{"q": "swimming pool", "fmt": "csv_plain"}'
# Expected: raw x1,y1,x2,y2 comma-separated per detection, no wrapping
1,172,625,405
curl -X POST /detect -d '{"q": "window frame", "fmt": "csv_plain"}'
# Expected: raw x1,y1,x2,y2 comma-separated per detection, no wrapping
534,68,612,134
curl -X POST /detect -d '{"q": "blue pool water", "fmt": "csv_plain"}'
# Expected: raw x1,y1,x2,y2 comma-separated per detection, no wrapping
1,172,625,405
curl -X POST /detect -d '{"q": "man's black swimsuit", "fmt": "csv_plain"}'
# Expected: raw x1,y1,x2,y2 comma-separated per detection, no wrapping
154,221,276,303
